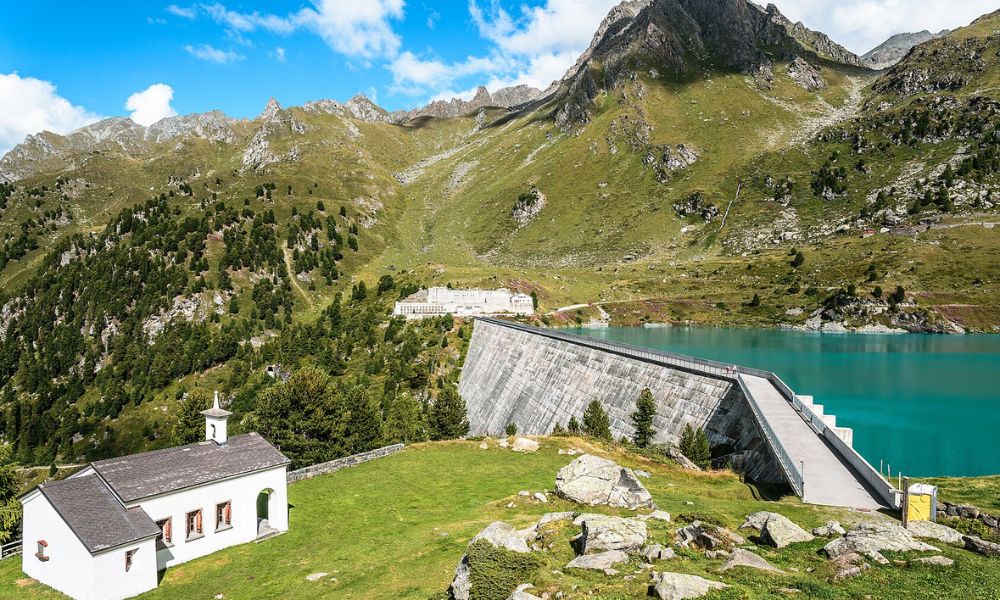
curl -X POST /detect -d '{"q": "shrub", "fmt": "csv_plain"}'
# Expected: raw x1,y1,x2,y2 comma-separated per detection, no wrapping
505,423,518,436
466,539,542,600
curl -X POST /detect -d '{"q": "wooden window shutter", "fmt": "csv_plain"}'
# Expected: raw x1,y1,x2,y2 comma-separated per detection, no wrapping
224,502,231,523
164,519,172,542
196,510,202,532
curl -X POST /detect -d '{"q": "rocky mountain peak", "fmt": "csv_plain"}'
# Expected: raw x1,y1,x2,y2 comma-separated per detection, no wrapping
764,3,862,66
261,98,282,121
391,85,543,123
861,30,949,70
345,95,391,123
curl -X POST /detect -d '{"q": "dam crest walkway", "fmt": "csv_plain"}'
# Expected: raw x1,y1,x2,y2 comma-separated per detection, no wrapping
474,319,895,511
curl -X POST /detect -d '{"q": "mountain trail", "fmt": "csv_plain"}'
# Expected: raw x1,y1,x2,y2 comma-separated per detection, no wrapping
283,246,314,309
792,75,866,145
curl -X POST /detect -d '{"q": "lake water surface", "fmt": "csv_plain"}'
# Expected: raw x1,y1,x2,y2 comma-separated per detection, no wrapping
571,327,1000,478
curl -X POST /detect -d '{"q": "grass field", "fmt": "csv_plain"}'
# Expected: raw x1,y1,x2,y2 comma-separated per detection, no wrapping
3,438,998,599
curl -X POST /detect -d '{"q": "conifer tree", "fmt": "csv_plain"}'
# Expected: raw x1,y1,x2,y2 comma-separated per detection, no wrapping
0,444,20,544
384,393,428,444
568,416,581,434
679,423,712,469
631,388,657,448
582,399,612,441
172,389,209,445
345,386,383,453
430,385,470,440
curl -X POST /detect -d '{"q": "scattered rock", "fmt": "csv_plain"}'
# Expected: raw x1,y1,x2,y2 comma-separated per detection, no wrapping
704,550,729,559
565,550,629,571
305,572,328,582
533,492,548,503
638,510,671,523
829,552,870,582
963,535,1000,557
721,548,784,574
512,438,540,453
479,442,489,450
813,520,847,537
823,522,938,564
906,521,964,545
676,521,745,550
577,516,648,554
649,572,728,600
635,469,651,478
555,454,655,510
498,438,510,449
471,522,532,553
761,513,815,548
508,584,543,600
911,555,955,567
519,491,530,497
536,512,575,528
640,544,677,562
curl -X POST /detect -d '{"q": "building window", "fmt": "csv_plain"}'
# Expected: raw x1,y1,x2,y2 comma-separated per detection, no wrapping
216,501,232,531
155,518,172,548
125,548,137,572
35,540,49,562
186,509,203,540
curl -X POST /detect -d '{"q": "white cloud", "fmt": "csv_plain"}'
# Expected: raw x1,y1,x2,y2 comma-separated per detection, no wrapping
184,44,245,64
768,0,999,53
125,83,178,126
0,73,101,155
462,0,619,92
274,47,287,62
194,1,406,60
166,4,196,19
389,51,510,93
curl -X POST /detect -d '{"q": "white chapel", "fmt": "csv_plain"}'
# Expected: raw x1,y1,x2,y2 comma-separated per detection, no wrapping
18,392,290,600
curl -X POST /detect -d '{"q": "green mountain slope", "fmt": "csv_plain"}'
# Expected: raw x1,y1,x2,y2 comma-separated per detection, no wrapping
0,0,998,462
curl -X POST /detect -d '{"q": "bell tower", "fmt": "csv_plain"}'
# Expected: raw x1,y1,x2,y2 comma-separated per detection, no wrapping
201,391,232,445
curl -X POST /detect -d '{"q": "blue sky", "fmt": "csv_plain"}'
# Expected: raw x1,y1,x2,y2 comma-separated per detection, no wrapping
2,0,998,154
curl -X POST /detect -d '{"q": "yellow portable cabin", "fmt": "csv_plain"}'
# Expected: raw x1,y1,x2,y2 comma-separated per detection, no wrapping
907,483,938,523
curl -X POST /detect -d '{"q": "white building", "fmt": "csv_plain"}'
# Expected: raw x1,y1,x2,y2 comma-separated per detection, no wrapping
19,393,290,600
393,287,534,320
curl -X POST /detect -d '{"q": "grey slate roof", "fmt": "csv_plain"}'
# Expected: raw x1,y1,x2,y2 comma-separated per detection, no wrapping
38,475,160,554
91,433,290,503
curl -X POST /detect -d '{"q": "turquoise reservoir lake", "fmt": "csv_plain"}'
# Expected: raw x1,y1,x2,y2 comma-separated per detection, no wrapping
572,327,1000,478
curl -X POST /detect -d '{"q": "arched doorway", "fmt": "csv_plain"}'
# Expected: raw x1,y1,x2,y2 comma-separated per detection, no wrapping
256,488,276,538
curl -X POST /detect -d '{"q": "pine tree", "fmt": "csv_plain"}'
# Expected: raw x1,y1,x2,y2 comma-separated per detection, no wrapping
430,385,470,440
568,416,581,434
172,389,209,445
631,388,657,448
0,444,20,543
582,399,612,440
384,394,429,444
345,386,383,453
679,423,712,469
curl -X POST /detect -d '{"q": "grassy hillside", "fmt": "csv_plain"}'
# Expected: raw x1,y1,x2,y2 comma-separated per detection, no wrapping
3,438,998,599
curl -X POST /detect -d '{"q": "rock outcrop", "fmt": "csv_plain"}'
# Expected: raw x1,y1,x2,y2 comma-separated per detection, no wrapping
721,548,784,574
963,535,1000,557
906,521,964,545
555,454,655,510
576,516,647,554
565,549,629,571
813,520,847,537
823,522,939,564
393,85,542,122
649,571,728,600
470,521,532,553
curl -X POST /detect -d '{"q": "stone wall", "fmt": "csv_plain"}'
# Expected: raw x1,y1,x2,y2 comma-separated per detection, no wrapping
286,444,405,483
938,501,1000,536
459,319,783,484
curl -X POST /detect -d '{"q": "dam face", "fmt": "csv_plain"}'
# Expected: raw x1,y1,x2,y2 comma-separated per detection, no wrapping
459,319,783,484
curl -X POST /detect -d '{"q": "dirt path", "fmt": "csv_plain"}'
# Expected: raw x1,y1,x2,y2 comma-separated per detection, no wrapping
792,75,867,145
283,246,314,309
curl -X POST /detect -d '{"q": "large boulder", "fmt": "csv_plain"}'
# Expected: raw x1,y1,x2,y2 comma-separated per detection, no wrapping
906,521,964,545
823,522,938,564
674,521,744,550
640,544,677,562
471,521,532,553
555,454,654,510
449,555,472,600
649,572,728,600
565,549,629,571
760,513,815,548
511,438,539,453
577,516,647,554
508,584,543,600
721,548,784,574
963,535,1000,557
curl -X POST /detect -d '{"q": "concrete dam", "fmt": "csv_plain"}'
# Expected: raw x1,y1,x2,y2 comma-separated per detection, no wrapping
459,318,897,510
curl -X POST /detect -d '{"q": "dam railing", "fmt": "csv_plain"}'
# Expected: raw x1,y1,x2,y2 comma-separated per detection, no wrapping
475,318,897,507
736,373,806,498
